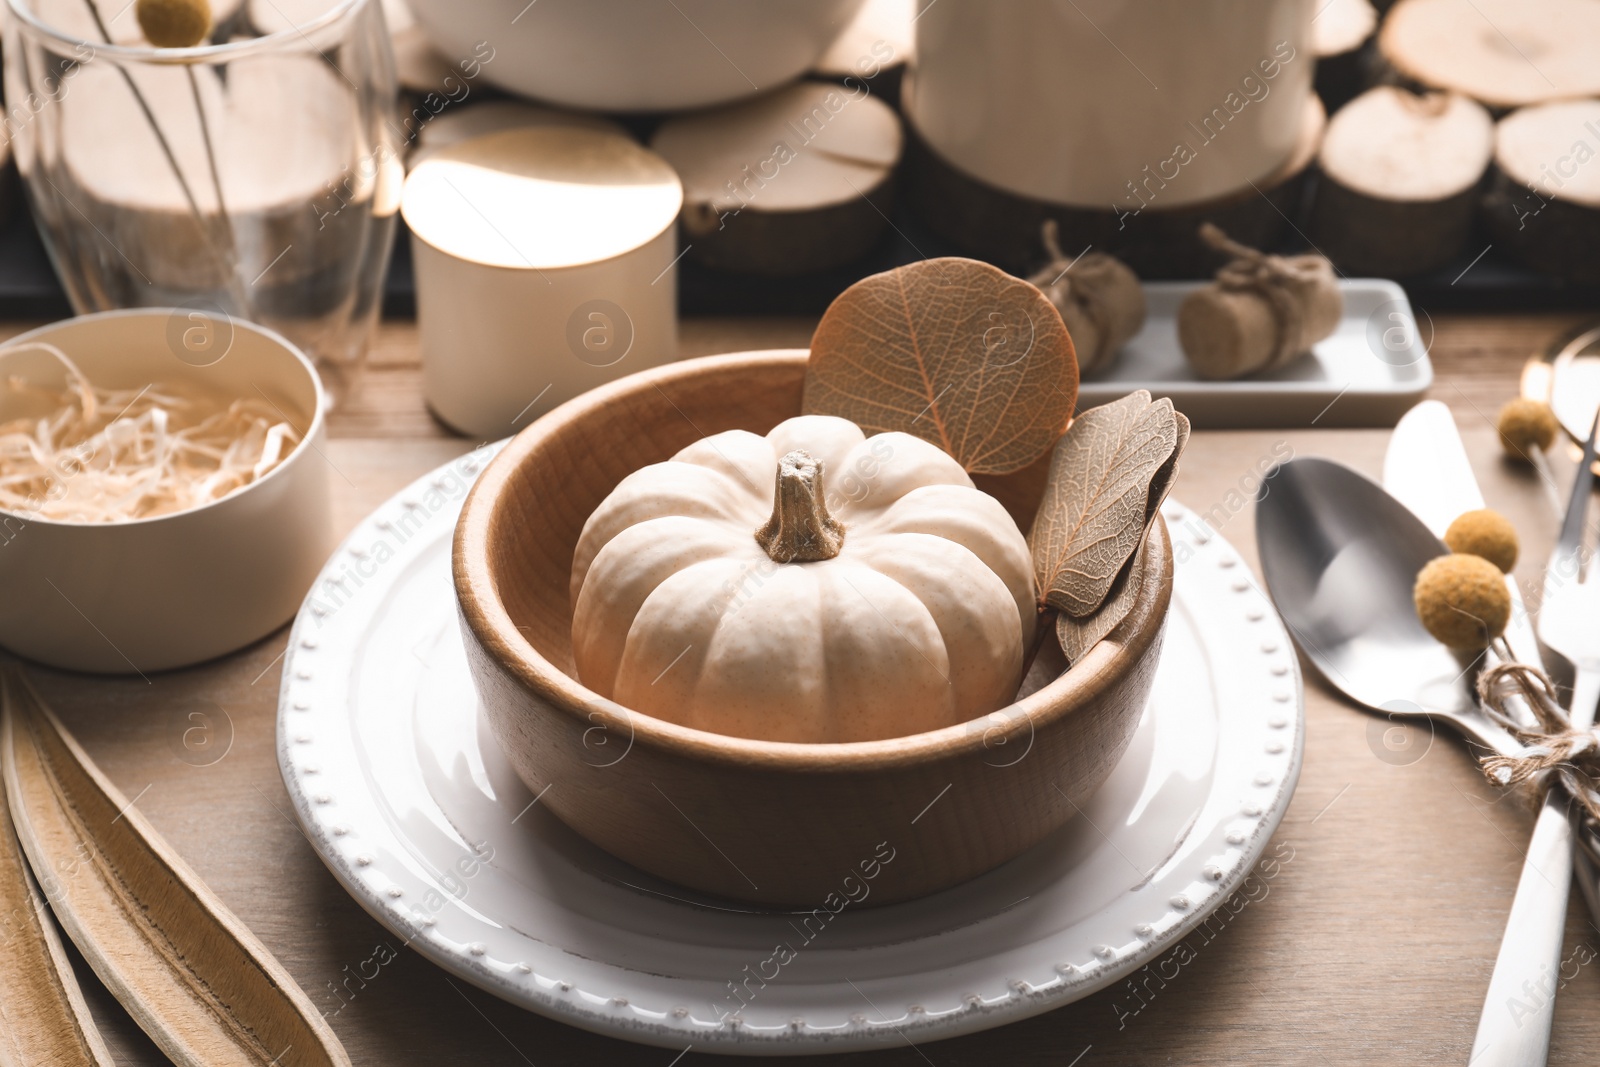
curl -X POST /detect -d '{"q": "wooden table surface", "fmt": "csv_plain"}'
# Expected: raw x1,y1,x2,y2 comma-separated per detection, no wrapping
15,311,1600,1066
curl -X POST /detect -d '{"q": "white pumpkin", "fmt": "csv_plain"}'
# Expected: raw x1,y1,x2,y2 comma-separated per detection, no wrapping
570,415,1037,743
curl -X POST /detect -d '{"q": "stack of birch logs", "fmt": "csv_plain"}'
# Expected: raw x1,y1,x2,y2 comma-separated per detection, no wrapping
1308,0,1600,280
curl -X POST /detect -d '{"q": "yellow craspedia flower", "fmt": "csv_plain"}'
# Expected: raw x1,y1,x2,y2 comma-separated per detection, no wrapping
1497,398,1558,459
1414,553,1510,650
136,0,211,48
1444,508,1519,574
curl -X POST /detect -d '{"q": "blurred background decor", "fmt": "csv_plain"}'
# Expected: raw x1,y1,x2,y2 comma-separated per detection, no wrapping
0,0,1593,340
903,0,1316,273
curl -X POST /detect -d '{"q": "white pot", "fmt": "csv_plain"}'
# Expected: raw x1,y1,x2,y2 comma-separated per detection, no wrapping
406,0,868,111
0,310,332,674
905,0,1315,210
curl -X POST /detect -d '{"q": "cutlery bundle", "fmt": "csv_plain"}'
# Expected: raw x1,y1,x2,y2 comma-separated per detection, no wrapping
1261,398,1600,1067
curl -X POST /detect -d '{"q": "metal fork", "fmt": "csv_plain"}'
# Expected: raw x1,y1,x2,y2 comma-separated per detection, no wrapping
1470,411,1600,1067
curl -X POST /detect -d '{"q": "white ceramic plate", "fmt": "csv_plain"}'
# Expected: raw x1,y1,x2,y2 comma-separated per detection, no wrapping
277,447,1304,1055
1078,279,1432,429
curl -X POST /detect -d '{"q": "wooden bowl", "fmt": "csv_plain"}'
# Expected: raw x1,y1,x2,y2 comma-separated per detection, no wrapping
454,351,1172,908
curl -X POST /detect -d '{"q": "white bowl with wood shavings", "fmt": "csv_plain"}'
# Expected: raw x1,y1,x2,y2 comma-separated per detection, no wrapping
0,309,331,674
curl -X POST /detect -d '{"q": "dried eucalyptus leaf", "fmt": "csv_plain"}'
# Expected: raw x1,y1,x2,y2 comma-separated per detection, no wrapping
1030,390,1179,617
803,257,1078,475
1148,410,1191,522
1056,532,1157,664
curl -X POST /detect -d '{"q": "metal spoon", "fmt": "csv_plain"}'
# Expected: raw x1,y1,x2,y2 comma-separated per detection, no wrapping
1253,456,1522,758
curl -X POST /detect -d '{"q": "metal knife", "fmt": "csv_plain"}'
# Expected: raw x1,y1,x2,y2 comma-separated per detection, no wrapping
1383,399,1544,668
1384,399,1600,1031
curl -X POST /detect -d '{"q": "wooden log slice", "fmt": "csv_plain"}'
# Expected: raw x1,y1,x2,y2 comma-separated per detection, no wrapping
1379,0,1600,110
1482,99,1600,283
650,82,902,277
811,0,914,106
905,96,1325,279
1310,87,1493,276
1312,0,1379,111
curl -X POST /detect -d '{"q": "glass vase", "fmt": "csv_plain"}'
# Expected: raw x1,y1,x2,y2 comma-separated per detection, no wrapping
3,0,401,399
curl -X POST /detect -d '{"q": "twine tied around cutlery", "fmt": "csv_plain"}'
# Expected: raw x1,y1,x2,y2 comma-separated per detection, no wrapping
1477,661,1600,820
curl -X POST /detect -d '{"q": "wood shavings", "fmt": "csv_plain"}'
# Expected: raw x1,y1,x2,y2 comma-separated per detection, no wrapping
0,342,300,522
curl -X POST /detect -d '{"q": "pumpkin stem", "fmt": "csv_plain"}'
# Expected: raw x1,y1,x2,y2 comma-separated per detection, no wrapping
755,449,845,563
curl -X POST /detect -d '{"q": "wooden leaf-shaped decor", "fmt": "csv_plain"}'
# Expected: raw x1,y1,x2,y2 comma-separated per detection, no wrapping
0,745,113,1067
1,669,352,1067
803,257,1079,475
1030,390,1183,618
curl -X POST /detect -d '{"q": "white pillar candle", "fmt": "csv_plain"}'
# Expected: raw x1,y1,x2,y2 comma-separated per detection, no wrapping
403,127,683,437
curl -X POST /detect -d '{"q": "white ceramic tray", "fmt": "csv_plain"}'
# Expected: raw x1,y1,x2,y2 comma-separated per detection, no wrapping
1078,279,1432,429
277,448,1304,1055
